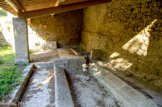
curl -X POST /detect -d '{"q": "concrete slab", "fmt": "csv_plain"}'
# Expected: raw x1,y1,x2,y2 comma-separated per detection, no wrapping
54,66,74,107
89,63,158,107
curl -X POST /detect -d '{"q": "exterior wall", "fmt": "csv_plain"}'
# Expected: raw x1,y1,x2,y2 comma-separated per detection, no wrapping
28,9,83,48
81,0,162,86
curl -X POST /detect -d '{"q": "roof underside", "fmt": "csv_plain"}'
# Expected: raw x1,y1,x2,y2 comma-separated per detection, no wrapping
0,0,110,18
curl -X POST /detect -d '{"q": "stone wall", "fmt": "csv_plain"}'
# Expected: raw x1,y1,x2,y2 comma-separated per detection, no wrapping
28,9,83,48
81,0,162,86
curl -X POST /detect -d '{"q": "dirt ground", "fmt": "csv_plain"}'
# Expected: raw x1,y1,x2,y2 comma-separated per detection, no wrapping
30,49,59,62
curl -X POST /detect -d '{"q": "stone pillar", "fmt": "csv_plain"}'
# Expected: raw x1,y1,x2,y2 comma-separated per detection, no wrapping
13,17,29,65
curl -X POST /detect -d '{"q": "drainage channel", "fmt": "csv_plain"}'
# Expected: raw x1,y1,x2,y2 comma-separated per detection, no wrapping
20,66,55,107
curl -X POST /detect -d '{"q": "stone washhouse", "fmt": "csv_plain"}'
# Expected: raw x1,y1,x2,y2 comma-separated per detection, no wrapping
0,0,162,107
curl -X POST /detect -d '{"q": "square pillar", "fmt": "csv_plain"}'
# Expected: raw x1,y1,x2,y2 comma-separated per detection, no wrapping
13,17,29,65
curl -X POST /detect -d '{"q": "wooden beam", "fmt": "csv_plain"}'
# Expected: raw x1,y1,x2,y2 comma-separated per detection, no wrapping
55,0,66,6
21,0,89,11
18,0,111,18
12,0,25,12
64,0,89,5
5,0,22,12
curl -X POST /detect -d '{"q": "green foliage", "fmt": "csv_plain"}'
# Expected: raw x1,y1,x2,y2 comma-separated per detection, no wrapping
6,26,10,32
0,58,3,64
0,46,22,100
29,49,34,53
21,63,28,66
0,9,7,17
0,66,21,100
0,46,15,64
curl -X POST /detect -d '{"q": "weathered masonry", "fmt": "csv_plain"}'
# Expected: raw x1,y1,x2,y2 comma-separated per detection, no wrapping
80,0,162,87
0,0,161,87
0,0,111,64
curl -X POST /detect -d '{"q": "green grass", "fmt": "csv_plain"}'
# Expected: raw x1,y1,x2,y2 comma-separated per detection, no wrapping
0,66,21,100
0,46,22,100
0,46,15,64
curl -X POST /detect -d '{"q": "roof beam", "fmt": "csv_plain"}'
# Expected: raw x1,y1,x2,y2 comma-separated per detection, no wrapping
18,0,111,18
5,0,22,12
22,0,89,11
12,0,25,12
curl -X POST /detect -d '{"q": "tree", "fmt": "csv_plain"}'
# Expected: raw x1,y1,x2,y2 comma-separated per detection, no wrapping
0,8,7,17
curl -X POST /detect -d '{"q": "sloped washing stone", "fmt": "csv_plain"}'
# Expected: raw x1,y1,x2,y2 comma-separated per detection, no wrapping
54,66,74,107
89,63,158,107
135,99,158,107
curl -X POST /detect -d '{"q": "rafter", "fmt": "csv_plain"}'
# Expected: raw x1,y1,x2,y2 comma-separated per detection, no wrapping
18,0,111,18
21,0,89,11
5,0,22,12
12,0,25,12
